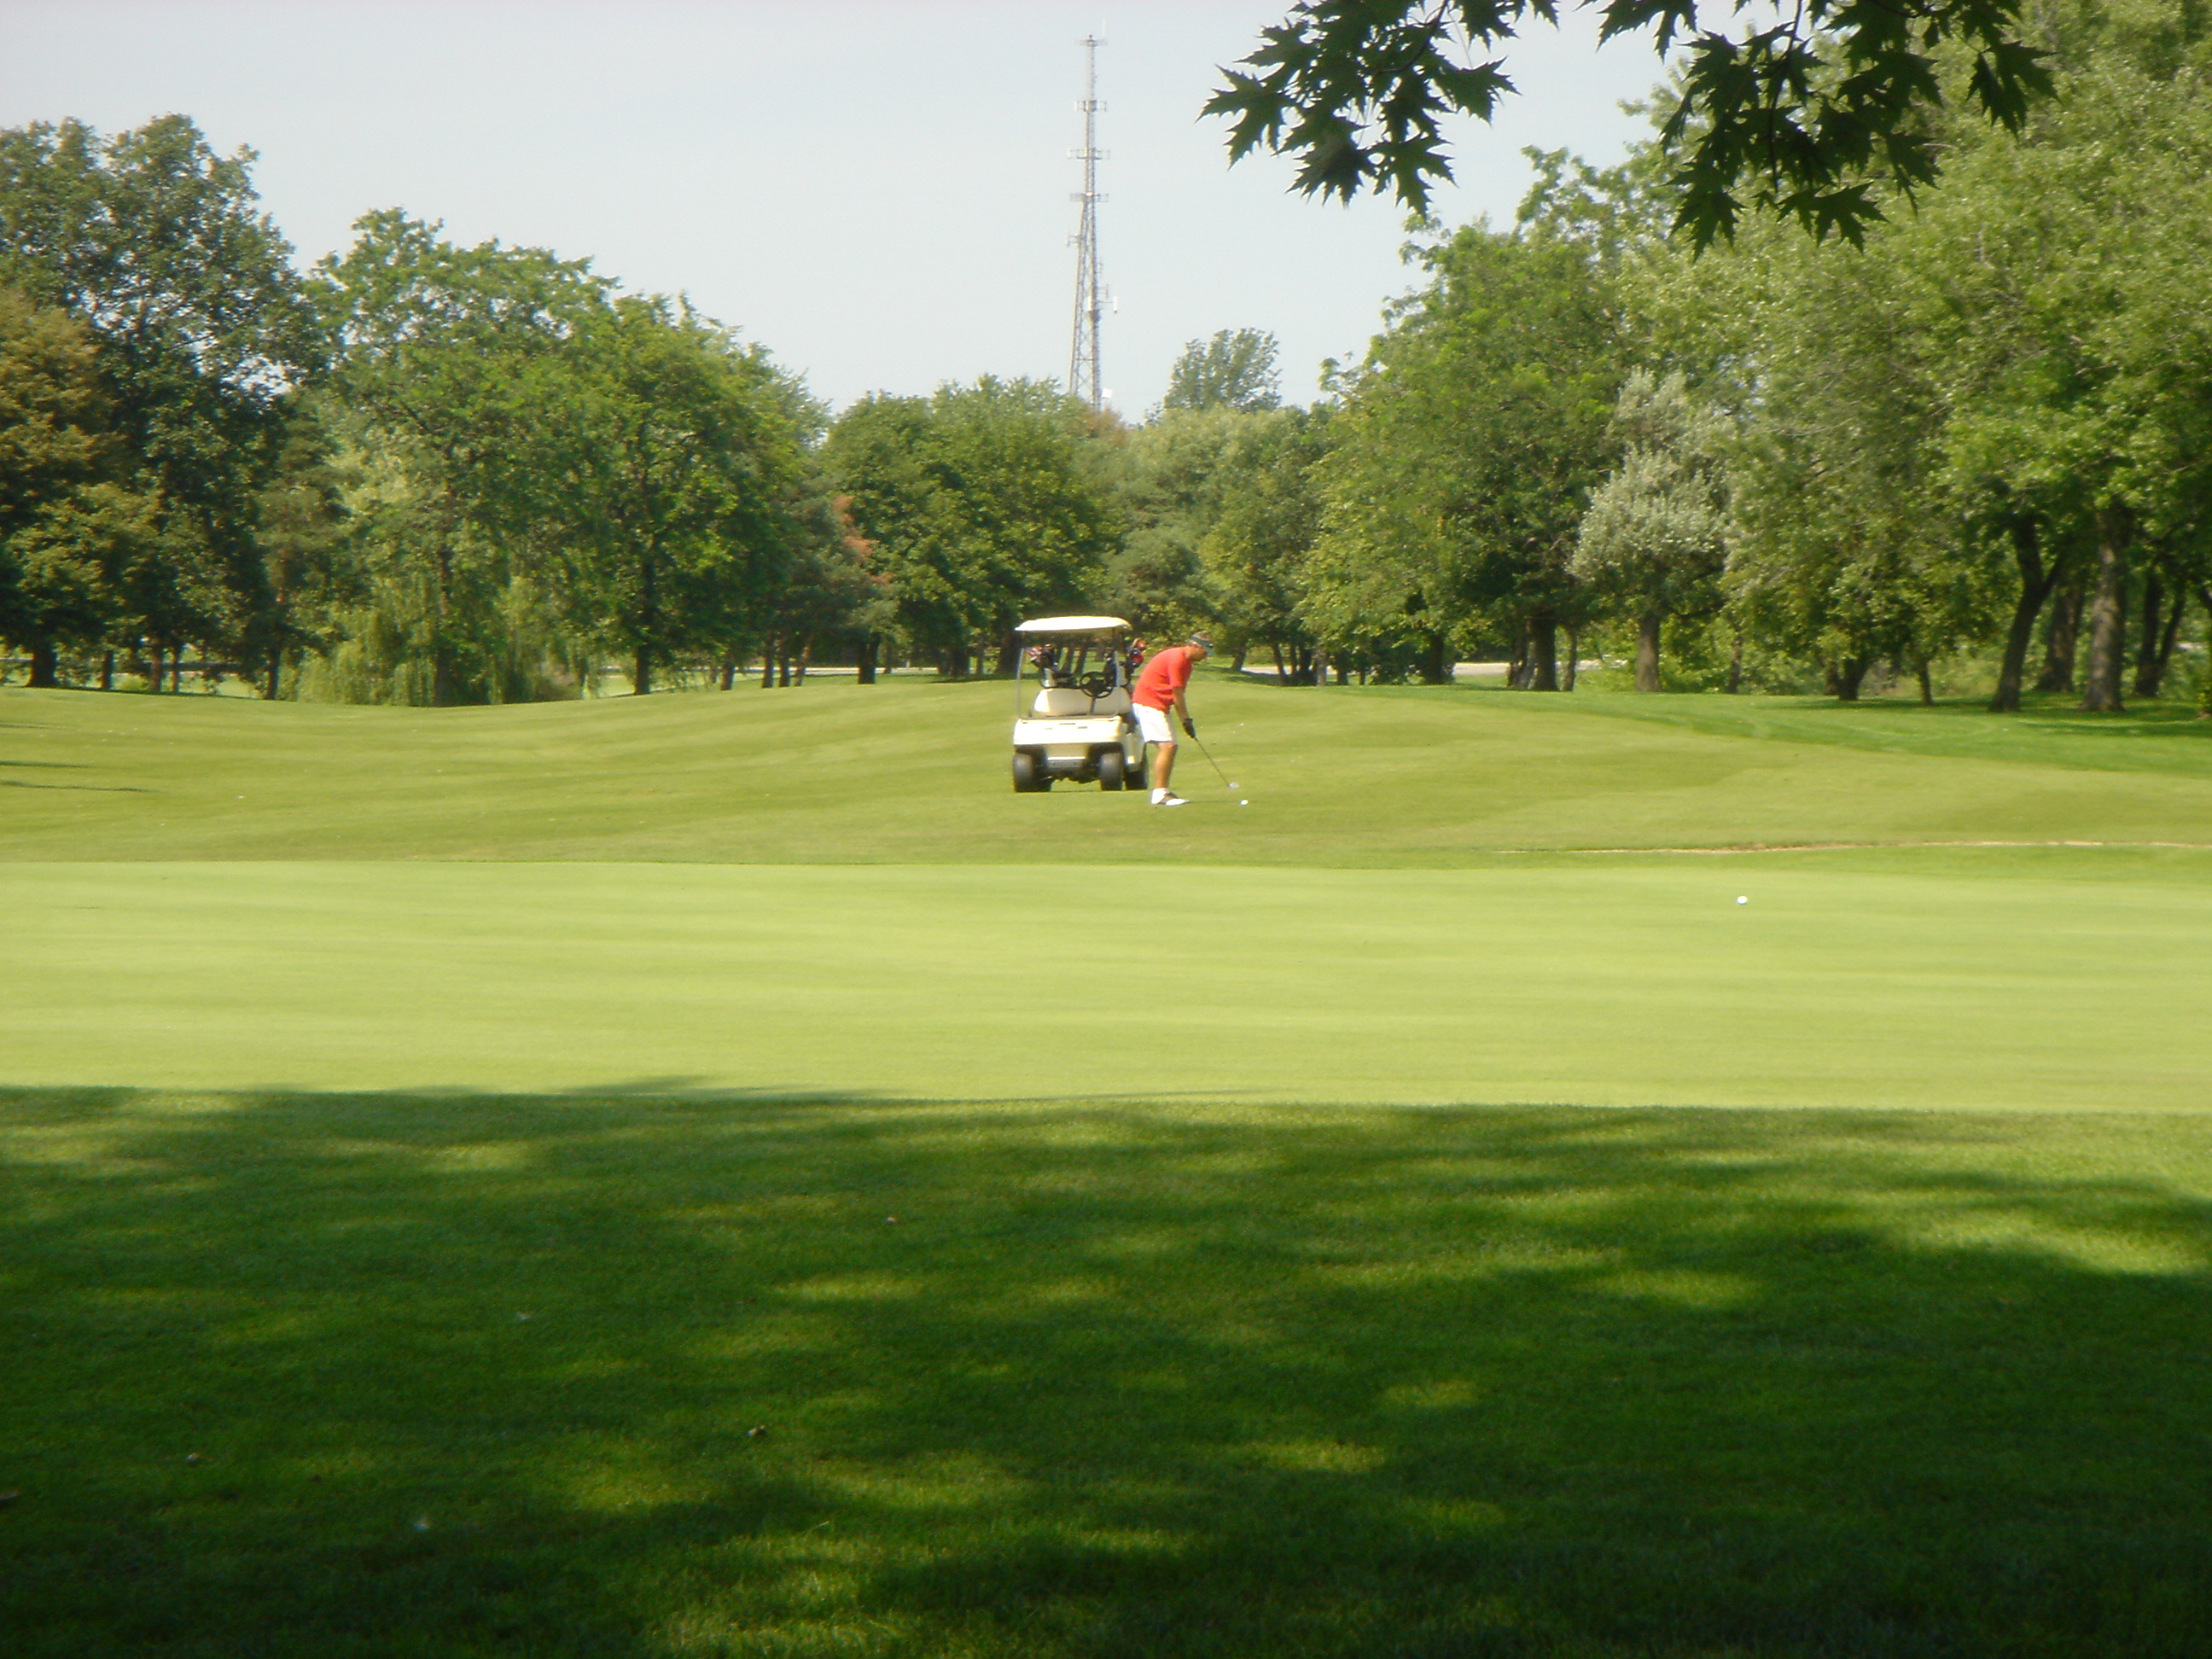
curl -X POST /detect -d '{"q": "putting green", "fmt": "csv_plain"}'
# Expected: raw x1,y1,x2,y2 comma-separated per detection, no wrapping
6,856,2208,1109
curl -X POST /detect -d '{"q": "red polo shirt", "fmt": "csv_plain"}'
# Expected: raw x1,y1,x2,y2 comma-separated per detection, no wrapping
1133,646,1197,711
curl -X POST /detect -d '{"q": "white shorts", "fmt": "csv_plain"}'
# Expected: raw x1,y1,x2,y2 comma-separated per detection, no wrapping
1133,702,1175,744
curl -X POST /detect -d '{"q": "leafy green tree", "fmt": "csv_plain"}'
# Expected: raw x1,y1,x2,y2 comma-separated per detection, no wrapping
1106,406,1254,637
1696,3,2212,707
310,212,611,702
1573,370,1729,690
1208,0,2053,247
0,115,320,683
755,508,879,687
0,287,125,684
1197,405,1332,678
1161,329,1282,413
825,379,1114,675
1308,223,1618,685
527,297,813,695
1711,222,1982,701
247,396,361,699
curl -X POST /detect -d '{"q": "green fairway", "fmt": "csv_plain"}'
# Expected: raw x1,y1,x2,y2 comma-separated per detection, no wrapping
3,856,2210,1109
7,675,2212,863
6,678,2212,1656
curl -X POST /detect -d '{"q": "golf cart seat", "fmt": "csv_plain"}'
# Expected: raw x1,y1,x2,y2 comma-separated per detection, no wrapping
1033,685,1135,716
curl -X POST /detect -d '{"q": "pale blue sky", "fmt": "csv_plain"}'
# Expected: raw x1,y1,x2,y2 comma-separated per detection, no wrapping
0,1,1665,413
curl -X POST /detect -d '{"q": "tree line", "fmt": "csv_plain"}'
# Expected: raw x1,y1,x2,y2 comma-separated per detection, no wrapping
1193,0,2212,709
7,0,2211,711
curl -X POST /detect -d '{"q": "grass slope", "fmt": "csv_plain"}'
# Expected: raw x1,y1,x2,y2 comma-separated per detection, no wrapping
8,676,2212,863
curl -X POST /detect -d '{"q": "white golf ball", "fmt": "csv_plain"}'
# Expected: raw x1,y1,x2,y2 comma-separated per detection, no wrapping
1240,800,1250,806
1736,895,1748,905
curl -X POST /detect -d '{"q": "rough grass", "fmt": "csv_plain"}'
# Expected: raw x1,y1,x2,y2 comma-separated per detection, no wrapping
5,677,2212,1655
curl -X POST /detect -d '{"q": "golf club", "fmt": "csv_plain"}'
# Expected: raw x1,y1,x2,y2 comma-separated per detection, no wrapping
1186,729,1248,804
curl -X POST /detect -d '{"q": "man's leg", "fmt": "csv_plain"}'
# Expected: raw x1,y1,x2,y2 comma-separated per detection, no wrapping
1153,740,1177,792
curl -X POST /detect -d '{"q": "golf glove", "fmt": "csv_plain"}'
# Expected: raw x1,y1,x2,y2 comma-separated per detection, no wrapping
1180,716,1196,738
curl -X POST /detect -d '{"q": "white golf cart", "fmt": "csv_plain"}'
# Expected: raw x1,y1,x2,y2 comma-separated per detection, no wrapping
1009,614,1147,793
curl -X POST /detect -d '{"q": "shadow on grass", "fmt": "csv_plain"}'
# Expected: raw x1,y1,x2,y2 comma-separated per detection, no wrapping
5,1086,2210,1657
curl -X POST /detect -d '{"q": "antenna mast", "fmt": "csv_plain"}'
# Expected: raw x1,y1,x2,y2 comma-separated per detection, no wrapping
1068,34,1106,410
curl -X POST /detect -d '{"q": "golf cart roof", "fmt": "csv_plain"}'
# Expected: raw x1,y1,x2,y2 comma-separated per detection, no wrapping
1015,614,1130,635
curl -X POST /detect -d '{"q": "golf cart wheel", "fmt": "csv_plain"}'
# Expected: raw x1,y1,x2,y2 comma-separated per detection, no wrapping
1011,750,1047,793
1097,747,1126,791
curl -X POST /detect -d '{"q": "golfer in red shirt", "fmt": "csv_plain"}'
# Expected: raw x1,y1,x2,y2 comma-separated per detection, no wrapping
1132,635,1210,806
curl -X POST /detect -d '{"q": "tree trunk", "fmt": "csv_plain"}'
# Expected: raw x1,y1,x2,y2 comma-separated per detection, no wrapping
761,637,778,688
1830,658,1871,701
101,650,114,692
148,640,164,693
2132,570,2167,697
1269,642,1287,682
2147,587,2187,696
1562,626,1579,692
2080,510,2129,712
718,655,736,691
431,542,456,706
1916,659,1935,707
265,654,281,700
1230,645,1247,673
2036,575,2082,693
1634,610,1662,693
1726,629,1744,694
28,637,59,687
632,540,661,696
1990,519,2056,713
856,634,878,684
1312,645,1327,687
1419,630,1450,685
2133,573,2186,698
1531,614,1560,690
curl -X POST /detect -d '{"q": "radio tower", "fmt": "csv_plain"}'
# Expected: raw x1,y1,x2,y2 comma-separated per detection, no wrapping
1068,34,1106,410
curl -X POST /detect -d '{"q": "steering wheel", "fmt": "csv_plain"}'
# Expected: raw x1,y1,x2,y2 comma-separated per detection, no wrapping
1078,673,1111,700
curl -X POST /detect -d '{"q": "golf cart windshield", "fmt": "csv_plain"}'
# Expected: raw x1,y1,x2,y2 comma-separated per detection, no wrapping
1015,616,1135,711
